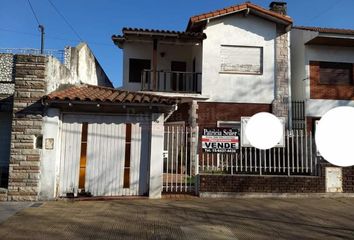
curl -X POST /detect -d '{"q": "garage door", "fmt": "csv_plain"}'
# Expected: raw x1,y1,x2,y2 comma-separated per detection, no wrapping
58,114,150,197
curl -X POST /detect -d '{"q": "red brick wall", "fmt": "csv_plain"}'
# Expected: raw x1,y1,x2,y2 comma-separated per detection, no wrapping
306,117,320,133
198,163,354,193
166,102,190,124
310,61,354,100
197,102,272,129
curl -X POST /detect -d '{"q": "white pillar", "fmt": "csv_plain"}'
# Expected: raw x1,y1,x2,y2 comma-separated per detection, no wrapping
149,113,164,199
39,108,60,200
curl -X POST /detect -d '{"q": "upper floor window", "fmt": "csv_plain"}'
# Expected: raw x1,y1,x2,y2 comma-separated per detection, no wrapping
129,58,151,83
220,45,263,75
318,61,353,85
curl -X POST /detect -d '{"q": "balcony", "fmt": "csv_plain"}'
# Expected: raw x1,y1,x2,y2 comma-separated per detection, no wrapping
141,70,201,94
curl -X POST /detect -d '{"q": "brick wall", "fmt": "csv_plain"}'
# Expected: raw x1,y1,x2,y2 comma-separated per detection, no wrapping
166,102,190,124
198,163,354,194
7,55,47,201
0,189,7,201
310,61,354,100
197,102,272,129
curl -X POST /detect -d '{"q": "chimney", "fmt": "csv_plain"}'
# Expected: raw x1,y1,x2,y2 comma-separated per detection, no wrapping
269,1,287,15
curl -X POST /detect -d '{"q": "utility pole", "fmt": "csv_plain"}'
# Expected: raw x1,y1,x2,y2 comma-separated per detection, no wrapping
38,25,44,54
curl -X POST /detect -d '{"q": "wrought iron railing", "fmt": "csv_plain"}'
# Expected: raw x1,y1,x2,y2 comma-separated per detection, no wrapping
141,70,202,93
292,101,306,130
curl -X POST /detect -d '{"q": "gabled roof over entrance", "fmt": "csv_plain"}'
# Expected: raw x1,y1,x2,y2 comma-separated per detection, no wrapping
187,2,292,32
43,84,178,105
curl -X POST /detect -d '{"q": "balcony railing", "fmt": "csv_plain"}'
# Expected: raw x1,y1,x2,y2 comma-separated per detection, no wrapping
141,70,201,93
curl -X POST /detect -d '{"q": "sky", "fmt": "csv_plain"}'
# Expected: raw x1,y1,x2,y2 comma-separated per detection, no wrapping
1,0,353,87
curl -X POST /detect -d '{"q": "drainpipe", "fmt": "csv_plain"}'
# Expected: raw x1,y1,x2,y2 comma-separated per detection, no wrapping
287,30,293,130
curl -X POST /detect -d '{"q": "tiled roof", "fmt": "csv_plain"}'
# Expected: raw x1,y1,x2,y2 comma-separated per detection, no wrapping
43,84,178,105
187,2,292,30
123,27,206,37
112,27,206,42
293,26,354,35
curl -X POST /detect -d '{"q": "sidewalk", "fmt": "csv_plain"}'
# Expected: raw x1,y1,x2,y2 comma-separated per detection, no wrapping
0,198,353,239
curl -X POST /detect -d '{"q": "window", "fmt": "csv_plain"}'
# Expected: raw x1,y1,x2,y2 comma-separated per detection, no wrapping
319,61,353,85
129,59,151,83
220,45,263,74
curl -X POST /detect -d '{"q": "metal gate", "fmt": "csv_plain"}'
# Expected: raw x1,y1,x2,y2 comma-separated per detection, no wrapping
199,130,319,176
163,123,198,193
58,114,149,197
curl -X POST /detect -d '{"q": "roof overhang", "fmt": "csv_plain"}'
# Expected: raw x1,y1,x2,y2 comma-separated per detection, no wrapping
187,2,292,32
42,84,179,114
305,34,354,47
112,28,206,49
43,99,177,114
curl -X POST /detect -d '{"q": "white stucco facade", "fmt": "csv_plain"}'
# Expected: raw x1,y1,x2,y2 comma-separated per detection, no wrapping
291,28,354,116
46,43,113,94
122,42,201,92
201,14,276,103
40,108,61,200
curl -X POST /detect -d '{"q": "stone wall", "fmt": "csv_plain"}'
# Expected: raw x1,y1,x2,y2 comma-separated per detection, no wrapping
0,54,15,95
272,25,290,127
7,55,46,201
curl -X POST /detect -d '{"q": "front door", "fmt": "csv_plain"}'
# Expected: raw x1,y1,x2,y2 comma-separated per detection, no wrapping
171,61,187,91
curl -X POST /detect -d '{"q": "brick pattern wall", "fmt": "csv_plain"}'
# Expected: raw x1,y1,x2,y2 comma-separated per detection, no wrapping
198,163,354,193
166,102,190,124
343,167,354,192
0,189,7,201
197,102,272,129
7,55,46,201
310,61,354,100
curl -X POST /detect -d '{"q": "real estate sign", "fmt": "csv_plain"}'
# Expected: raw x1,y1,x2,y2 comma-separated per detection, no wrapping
202,128,239,153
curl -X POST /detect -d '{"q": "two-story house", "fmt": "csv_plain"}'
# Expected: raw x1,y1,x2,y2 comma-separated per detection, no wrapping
112,1,292,132
291,26,354,132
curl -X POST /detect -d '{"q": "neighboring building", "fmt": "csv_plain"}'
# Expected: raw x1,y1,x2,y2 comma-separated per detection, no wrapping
291,26,354,132
0,43,113,200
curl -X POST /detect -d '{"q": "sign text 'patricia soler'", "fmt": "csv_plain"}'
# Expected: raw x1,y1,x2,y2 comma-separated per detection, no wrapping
202,128,239,153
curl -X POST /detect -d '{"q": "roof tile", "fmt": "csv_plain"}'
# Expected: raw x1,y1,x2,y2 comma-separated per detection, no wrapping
188,2,292,30
44,84,177,105
293,26,354,35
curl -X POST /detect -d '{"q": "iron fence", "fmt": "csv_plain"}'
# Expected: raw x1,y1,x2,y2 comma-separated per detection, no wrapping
292,101,306,130
199,130,319,176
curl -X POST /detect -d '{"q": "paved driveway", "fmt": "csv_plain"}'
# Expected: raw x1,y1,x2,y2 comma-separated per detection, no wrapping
0,198,353,239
